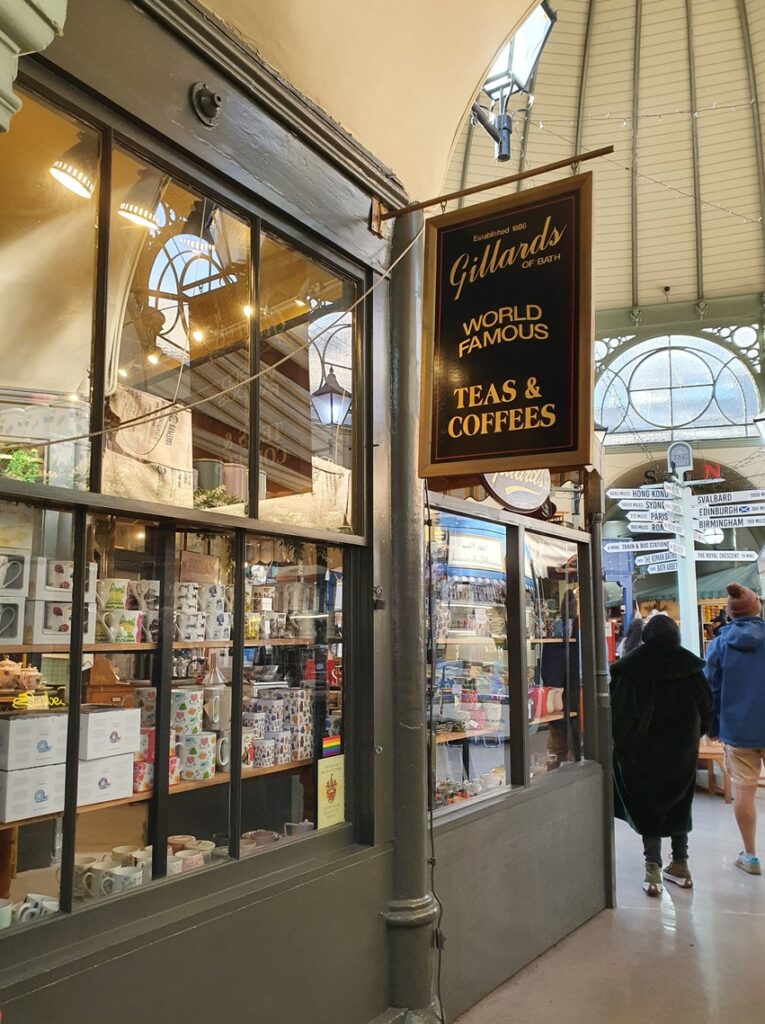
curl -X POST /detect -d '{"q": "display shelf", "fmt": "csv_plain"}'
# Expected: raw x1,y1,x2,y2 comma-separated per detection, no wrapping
0,642,158,655
529,711,578,726
435,728,501,744
442,601,506,609
1,639,329,656
527,638,565,645
0,759,316,830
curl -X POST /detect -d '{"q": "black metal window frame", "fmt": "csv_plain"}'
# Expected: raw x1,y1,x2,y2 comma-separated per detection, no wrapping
0,66,375,949
426,494,597,812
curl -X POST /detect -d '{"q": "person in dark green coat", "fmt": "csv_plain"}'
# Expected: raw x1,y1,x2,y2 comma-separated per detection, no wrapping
610,613,713,896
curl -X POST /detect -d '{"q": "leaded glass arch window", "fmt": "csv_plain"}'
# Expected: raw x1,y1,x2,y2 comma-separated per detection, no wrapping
595,334,761,444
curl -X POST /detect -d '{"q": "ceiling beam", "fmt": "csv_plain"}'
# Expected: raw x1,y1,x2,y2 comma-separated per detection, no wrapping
736,0,765,262
631,0,643,309
574,0,596,157
685,0,704,301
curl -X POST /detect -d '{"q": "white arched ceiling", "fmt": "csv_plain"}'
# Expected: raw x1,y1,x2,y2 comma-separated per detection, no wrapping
198,0,538,200
445,0,765,313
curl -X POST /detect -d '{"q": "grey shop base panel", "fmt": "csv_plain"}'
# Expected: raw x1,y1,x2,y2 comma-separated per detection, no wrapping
0,846,392,1024
435,762,607,1022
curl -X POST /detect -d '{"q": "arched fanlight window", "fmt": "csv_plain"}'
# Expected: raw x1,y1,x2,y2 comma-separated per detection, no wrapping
595,334,761,444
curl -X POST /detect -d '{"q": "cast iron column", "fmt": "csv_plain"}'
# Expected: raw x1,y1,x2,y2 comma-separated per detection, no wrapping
385,209,440,1021
589,473,616,908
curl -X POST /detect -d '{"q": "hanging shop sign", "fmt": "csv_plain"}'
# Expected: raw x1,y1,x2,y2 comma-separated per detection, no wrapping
418,174,593,477
481,468,551,512
447,532,505,572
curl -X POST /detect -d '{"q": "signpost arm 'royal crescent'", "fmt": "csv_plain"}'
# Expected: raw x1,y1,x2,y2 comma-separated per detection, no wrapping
418,174,594,477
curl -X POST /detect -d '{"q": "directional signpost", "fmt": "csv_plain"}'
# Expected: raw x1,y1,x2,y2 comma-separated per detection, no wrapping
607,446,765,656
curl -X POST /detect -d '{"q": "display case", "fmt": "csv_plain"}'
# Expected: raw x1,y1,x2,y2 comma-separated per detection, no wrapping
425,498,595,813
426,511,510,810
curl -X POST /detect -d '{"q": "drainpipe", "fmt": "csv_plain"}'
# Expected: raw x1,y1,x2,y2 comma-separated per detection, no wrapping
0,1,68,131
385,209,440,1022
589,472,616,908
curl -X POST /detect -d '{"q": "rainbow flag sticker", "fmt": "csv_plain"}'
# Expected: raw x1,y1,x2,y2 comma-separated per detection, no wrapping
322,735,342,756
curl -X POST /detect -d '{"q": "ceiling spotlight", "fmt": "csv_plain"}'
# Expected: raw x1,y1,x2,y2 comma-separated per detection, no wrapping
49,132,98,198
118,169,161,230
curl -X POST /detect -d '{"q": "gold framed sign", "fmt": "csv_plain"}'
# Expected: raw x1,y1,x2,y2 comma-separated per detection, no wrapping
419,174,593,478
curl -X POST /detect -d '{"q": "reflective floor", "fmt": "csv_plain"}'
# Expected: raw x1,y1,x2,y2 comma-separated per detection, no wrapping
457,790,765,1023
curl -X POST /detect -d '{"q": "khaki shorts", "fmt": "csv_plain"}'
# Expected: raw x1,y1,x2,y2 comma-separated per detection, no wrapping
724,745,765,787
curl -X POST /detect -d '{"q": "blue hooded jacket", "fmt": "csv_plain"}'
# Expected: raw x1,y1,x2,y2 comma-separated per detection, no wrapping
705,616,765,747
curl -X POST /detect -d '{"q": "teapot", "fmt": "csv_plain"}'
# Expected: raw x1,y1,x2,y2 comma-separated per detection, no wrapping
0,657,21,689
18,666,42,691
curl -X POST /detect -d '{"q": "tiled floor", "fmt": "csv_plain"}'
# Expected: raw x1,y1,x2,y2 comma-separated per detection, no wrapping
457,790,765,1023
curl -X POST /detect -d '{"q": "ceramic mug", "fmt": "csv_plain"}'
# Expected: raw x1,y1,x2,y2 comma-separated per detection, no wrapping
12,902,41,923
216,731,231,770
133,761,154,793
62,855,97,898
204,611,232,642
102,865,143,894
111,845,140,867
254,698,284,733
266,730,291,765
134,686,158,727
174,612,206,641
183,839,215,863
171,688,204,734
168,755,181,786
166,854,183,876
129,579,160,611
199,584,227,613
241,728,255,767
242,712,266,738
168,834,196,854
134,850,153,884
83,860,117,898
244,611,261,640
175,583,200,613
44,601,72,633
141,612,160,643
176,731,216,780
45,558,72,590
176,849,204,872
204,685,232,730
252,738,275,768
242,829,280,847
0,897,12,929
98,609,142,643
0,555,23,590
0,604,18,639
96,578,131,610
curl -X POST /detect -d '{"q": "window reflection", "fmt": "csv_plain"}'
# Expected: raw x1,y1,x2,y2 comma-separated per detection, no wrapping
258,234,356,531
103,150,251,513
0,92,98,490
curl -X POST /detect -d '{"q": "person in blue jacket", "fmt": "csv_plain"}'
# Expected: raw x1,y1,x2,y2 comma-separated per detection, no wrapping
706,583,765,876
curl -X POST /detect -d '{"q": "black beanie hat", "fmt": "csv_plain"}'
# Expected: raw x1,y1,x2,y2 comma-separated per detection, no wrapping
642,613,680,650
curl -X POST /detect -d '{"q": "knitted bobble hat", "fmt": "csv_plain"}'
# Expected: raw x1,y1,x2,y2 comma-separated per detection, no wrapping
726,583,762,619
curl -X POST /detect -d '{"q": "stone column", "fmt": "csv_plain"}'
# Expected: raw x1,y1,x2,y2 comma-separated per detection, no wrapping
0,0,67,131
385,208,440,1022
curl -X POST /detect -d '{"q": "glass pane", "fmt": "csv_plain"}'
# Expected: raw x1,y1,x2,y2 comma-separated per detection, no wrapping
525,533,582,778
103,149,252,514
258,233,357,532
166,531,235,871
239,535,344,849
0,500,72,928
0,91,98,490
427,512,510,809
74,514,163,902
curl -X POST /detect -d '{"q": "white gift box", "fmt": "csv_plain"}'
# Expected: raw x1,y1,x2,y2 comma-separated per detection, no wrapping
79,706,141,760
77,752,134,807
0,762,66,822
0,596,24,645
0,546,31,598
27,557,97,602
24,600,96,645
0,713,69,770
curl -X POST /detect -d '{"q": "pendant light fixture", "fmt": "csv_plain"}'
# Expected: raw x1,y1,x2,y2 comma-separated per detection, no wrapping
49,131,98,198
184,199,216,252
118,168,161,230
311,366,352,426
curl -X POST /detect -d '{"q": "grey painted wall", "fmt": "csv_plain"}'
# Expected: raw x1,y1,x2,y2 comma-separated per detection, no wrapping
435,764,607,1021
1,846,393,1024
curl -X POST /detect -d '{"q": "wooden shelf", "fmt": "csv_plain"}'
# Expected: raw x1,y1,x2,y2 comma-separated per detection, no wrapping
1,638,335,656
436,728,501,744
0,643,158,655
527,638,565,645
530,711,579,726
0,759,315,830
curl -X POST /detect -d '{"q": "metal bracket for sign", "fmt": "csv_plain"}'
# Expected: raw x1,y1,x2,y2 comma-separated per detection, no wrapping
369,198,387,237
372,145,614,224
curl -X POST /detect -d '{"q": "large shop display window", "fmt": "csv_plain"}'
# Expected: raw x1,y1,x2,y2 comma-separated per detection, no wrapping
525,533,583,778
0,92,99,490
0,499,346,930
427,511,510,809
0,88,361,534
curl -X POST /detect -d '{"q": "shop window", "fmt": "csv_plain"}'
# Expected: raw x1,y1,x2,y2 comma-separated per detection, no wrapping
525,533,583,777
0,500,73,928
427,511,510,809
0,92,99,490
258,233,357,532
103,150,252,513
240,535,345,840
